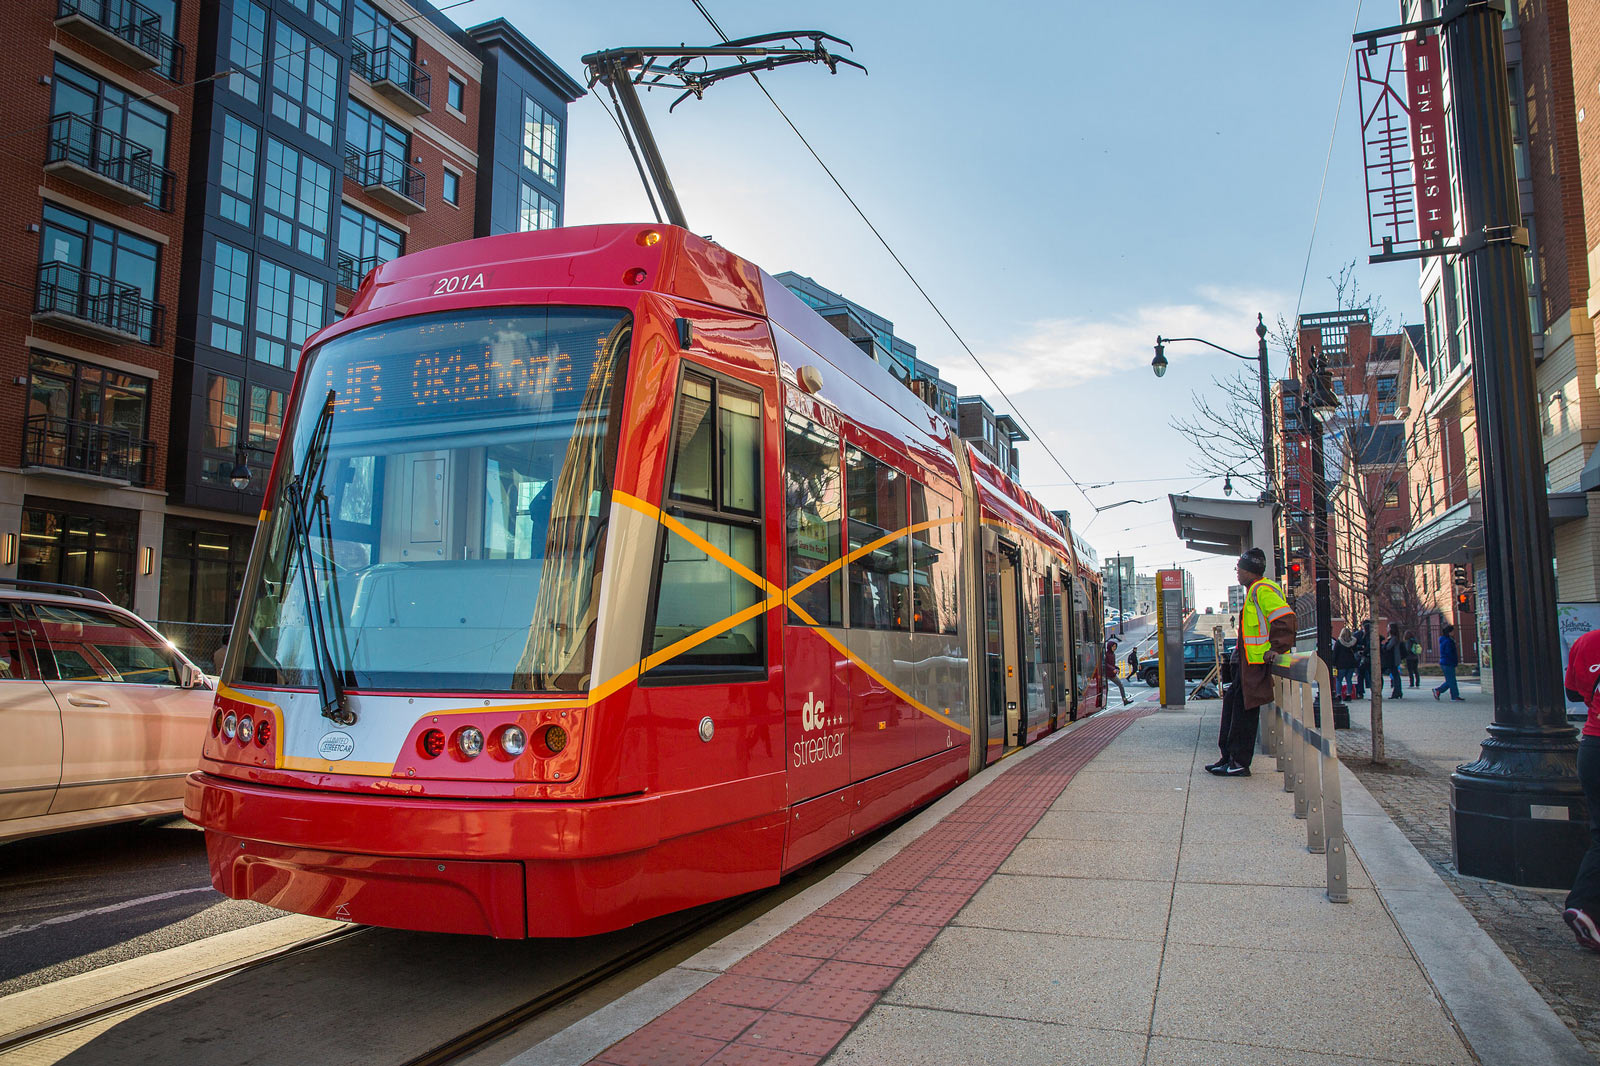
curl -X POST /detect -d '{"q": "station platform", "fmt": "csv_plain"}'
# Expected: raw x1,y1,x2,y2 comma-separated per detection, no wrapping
516,696,1594,1066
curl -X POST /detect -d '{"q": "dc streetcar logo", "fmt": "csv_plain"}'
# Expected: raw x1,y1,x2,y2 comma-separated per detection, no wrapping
318,731,355,761
793,692,844,768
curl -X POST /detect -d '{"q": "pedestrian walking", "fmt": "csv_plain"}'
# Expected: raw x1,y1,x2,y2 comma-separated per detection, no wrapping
1432,624,1464,701
1207,548,1295,778
1353,622,1370,698
1382,623,1404,699
1127,645,1140,680
1104,636,1131,706
1333,626,1359,695
1563,627,1600,953
1405,630,1421,688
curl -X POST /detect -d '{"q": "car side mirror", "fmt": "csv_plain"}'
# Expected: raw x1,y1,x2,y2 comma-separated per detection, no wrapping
179,662,206,689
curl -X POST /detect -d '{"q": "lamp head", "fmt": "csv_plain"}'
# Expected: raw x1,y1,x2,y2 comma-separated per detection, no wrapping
228,450,252,491
1223,473,1233,496
1151,341,1168,379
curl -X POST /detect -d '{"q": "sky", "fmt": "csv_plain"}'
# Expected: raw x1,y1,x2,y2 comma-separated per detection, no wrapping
461,0,1420,606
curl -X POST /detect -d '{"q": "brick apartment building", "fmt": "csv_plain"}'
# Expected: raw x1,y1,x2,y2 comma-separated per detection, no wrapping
1,0,580,657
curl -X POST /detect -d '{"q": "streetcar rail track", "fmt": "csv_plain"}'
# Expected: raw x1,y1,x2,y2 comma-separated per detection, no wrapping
0,924,369,1055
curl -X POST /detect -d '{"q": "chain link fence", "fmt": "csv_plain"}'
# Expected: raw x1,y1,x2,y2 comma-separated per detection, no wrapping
148,619,231,672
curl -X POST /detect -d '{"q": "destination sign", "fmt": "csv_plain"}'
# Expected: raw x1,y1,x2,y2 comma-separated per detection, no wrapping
309,309,627,423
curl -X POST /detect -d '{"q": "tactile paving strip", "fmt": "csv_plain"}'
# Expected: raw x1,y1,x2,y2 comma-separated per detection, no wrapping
589,707,1154,1066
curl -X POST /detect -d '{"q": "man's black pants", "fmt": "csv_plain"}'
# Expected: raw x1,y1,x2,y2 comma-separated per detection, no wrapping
1567,735,1600,915
1218,680,1260,768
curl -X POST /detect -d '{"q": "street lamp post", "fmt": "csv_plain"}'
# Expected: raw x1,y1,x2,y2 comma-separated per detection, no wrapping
1439,4,1583,887
1153,314,1277,571
1303,353,1343,726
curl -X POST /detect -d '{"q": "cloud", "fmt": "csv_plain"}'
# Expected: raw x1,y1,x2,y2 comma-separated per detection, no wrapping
948,286,1289,394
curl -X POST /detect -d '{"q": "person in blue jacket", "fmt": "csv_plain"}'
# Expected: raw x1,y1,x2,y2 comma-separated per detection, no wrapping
1432,623,1464,701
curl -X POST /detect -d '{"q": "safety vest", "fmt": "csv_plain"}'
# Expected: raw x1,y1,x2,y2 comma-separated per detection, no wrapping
1241,577,1293,665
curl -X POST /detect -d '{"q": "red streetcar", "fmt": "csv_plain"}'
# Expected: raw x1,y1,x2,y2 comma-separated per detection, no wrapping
185,225,1107,938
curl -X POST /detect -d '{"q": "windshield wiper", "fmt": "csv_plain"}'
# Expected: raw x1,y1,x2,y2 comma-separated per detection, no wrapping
282,390,354,726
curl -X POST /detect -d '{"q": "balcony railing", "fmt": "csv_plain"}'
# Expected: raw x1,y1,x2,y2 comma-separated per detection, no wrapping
351,41,431,114
23,415,154,485
44,113,172,209
336,252,385,292
33,262,163,345
344,146,425,213
55,0,184,81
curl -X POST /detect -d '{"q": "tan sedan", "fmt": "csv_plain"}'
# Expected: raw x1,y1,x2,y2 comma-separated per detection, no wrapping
0,587,212,844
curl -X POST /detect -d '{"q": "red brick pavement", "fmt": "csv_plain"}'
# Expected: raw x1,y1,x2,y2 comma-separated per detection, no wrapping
587,707,1155,1066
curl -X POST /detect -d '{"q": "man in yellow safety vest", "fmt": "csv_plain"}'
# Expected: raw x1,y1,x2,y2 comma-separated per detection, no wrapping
1206,547,1296,777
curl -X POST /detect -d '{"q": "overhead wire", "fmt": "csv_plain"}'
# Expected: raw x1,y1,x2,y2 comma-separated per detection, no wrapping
685,0,1097,512
1293,0,1364,330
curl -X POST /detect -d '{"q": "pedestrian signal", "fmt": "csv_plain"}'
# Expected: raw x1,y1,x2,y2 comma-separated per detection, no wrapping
1456,590,1473,612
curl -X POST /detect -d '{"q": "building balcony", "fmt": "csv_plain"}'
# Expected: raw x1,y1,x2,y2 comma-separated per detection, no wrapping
23,415,154,485
351,42,431,115
33,262,163,346
335,252,383,292
44,114,172,208
344,147,425,214
55,0,184,81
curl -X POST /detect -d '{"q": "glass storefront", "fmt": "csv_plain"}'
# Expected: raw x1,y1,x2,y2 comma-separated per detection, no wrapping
17,499,137,607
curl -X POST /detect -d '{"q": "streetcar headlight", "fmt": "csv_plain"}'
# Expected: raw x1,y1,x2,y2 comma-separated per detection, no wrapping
457,727,485,759
237,716,254,743
499,726,526,756
222,712,237,739
542,725,568,755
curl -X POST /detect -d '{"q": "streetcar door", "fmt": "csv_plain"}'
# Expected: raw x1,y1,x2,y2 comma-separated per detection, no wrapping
1060,569,1080,720
983,539,1024,761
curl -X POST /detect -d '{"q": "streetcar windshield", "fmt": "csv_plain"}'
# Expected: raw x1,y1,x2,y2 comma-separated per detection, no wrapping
237,307,631,693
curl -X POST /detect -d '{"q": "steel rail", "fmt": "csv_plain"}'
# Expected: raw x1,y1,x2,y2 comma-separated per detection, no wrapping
0,924,369,1054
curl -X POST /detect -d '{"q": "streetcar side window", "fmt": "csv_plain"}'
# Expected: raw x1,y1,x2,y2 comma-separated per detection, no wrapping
846,448,908,631
908,482,959,635
644,371,766,680
783,411,842,626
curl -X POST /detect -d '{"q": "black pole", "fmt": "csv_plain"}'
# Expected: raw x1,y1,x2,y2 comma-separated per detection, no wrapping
1443,2,1583,887
1305,357,1343,728
1256,314,1276,576
603,58,689,229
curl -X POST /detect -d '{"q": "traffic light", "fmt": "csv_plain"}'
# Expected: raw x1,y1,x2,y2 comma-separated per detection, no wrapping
1287,560,1304,592
1452,564,1468,587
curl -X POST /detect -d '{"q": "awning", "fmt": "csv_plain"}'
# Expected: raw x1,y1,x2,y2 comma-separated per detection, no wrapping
1381,491,1587,567
1169,494,1277,558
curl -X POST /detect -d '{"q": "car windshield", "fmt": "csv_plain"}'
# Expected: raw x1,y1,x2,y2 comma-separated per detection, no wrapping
236,306,631,693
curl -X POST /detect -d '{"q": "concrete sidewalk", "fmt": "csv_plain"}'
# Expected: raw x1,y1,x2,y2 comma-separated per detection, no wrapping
520,702,1593,1066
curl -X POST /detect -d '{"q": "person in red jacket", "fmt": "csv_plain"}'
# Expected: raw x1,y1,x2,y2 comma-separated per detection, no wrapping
1563,627,1600,953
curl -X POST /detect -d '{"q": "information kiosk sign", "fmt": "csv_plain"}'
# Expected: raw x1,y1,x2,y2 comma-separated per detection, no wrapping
1157,569,1186,708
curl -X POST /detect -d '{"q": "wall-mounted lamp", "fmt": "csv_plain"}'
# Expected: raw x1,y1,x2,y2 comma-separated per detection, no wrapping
2,533,14,567
141,545,154,575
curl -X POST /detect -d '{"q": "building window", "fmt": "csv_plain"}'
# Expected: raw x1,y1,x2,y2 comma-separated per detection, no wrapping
39,205,161,345
346,97,409,165
248,385,284,452
253,259,325,370
353,0,416,61
261,137,333,259
442,167,459,205
218,114,258,227
50,59,173,208
25,352,152,483
158,521,254,636
447,75,465,112
521,96,561,184
209,240,250,354
518,181,556,231
272,23,339,143
287,0,340,34
18,501,137,608
206,374,240,456
1383,485,1400,508
336,204,403,286
226,0,268,104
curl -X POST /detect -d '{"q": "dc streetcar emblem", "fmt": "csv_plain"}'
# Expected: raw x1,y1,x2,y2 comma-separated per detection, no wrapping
318,731,355,761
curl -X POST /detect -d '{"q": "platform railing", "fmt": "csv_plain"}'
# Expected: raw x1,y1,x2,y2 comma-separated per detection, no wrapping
1260,651,1349,903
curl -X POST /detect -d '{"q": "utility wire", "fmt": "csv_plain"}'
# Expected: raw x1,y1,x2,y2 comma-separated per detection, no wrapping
687,0,1096,511
1293,0,1364,328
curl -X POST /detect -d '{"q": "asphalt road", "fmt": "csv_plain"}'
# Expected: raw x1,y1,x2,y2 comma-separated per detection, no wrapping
0,816,280,996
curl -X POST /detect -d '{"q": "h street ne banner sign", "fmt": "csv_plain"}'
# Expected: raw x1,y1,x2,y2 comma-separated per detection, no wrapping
1357,34,1455,252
